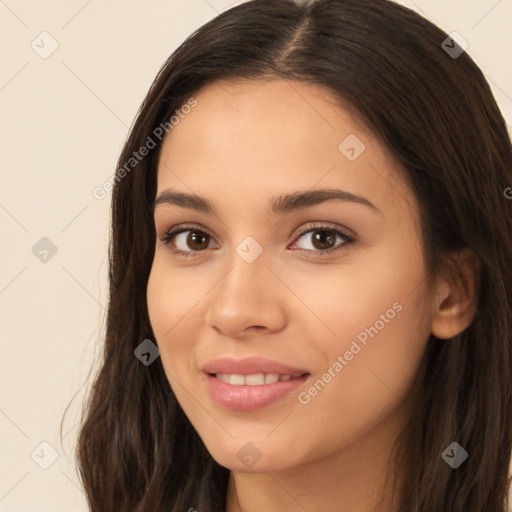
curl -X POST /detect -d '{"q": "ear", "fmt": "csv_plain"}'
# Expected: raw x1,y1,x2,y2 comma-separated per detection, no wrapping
431,249,480,339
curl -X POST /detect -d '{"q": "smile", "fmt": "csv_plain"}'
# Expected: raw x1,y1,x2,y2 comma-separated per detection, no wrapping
204,371,310,411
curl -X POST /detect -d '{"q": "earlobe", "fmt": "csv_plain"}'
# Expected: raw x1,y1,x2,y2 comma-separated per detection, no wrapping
431,249,480,340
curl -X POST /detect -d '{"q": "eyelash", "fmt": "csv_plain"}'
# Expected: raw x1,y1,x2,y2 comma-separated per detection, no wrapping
158,222,355,259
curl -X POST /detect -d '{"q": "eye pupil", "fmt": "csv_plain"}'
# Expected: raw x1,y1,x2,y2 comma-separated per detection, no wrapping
313,230,336,250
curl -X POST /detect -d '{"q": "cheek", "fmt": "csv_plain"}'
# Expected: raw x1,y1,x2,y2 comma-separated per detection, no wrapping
146,260,172,343
295,278,431,453
331,303,426,394
146,257,197,375
147,254,205,337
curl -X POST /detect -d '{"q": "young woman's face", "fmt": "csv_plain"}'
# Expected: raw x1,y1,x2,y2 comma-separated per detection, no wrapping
147,79,436,472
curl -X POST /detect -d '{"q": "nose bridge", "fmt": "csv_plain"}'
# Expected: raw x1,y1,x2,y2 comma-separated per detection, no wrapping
235,234,266,266
218,234,271,302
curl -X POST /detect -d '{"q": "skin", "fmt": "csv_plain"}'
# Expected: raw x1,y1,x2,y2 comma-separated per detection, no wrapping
146,79,478,512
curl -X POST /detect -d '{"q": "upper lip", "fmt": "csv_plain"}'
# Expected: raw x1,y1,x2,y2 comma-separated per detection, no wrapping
202,357,309,376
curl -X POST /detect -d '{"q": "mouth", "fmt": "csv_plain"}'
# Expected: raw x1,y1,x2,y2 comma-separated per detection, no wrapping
203,371,311,411
207,372,309,385
201,356,311,410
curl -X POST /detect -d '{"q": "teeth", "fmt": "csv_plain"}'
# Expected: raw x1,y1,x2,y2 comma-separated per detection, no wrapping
246,373,265,385
215,373,299,385
264,373,279,384
230,374,245,386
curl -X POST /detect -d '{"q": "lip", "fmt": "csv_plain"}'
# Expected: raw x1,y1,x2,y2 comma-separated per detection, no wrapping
202,356,308,376
202,357,310,411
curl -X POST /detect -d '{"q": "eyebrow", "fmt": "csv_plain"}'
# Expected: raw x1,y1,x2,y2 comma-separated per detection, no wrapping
153,187,380,215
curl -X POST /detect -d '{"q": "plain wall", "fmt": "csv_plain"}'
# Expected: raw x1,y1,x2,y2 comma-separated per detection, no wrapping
0,1,511,510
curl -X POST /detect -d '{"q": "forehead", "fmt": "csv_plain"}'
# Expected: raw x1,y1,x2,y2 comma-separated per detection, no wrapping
156,79,413,219
160,79,370,164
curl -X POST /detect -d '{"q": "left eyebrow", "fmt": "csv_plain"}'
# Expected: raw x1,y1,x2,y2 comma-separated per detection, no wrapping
269,188,380,215
153,187,381,215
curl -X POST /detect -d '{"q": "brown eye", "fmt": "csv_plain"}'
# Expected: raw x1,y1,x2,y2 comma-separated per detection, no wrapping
291,226,354,255
163,229,212,251
159,225,217,257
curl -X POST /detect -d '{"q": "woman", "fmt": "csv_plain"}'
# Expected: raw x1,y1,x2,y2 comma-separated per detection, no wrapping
76,0,512,510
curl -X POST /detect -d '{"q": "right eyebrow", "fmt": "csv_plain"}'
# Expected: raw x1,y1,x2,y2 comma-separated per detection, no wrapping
153,189,216,214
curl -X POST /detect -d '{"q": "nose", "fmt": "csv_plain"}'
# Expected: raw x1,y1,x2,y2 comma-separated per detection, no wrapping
204,248,287,340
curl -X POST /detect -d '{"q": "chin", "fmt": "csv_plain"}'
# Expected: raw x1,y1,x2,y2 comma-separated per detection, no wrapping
204,439,299,473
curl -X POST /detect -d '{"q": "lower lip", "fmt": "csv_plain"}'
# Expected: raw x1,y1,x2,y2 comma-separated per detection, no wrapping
204,372,310,411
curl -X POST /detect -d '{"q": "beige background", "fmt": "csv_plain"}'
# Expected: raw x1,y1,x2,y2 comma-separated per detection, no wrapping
0,1,511,510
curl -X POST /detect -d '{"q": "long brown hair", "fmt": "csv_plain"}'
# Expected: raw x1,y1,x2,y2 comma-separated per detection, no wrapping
74,0,512,510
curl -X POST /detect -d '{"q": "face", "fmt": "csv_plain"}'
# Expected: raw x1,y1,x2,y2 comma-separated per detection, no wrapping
147,79,436,473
